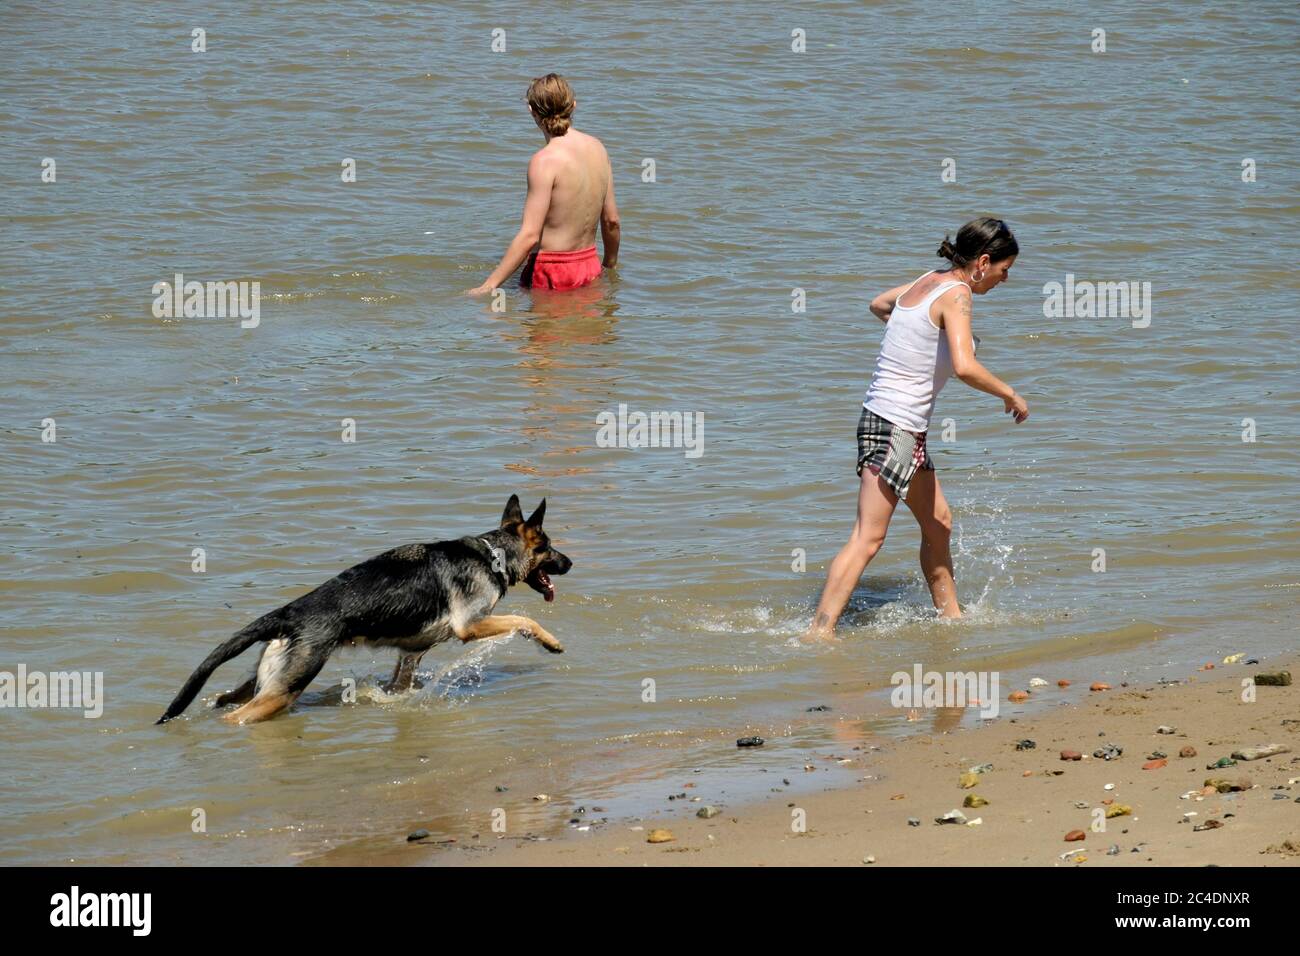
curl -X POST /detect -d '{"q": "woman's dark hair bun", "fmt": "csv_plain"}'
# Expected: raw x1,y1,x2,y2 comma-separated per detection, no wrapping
937,217,1019,268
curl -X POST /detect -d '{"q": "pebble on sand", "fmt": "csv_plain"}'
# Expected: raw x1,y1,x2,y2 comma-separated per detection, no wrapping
407,829,430,842
1231,743,1291,761
1064,829,1087,842
697,805,720,819
647,829,676,844
959,772,980,789
1060,749,1083,761
1179,746,1198,758
1254,672,1292,686
736,736,765,748
1093,743,1123,761
1008,690,1030,702
1105,804,1132,819
1142,758,1167,770
964,794,989,808
1090,682,1111,692
1058,679,1072,687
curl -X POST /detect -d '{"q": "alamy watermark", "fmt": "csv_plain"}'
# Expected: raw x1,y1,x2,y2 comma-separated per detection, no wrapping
596,403,703,459
0,665,103,717
1043,274,1150,328
50,886,150,936
151,273,260,328
890,664,1000,720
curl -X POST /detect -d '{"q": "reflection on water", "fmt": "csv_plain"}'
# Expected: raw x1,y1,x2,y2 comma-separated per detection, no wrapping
500,274,622,477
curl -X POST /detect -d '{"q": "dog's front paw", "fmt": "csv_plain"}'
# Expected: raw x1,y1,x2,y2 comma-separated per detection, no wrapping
517,625,563,653
532,632,564,653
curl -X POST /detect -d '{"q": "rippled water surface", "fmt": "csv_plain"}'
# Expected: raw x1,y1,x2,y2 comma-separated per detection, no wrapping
1,1,1297,864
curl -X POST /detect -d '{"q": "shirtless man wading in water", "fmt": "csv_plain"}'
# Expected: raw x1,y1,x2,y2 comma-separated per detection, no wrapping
467,74,620,295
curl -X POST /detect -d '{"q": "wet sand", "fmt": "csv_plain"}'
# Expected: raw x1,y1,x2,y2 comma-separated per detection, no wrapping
399,655,1299,866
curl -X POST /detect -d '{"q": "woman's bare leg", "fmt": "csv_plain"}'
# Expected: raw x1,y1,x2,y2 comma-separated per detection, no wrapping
903,469,961,618
802,471,899,642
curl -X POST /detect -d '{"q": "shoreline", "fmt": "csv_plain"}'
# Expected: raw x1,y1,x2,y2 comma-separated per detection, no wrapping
385,653,1299,867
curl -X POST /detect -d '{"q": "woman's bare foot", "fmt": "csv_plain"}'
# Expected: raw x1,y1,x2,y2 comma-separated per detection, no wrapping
799,614,840,644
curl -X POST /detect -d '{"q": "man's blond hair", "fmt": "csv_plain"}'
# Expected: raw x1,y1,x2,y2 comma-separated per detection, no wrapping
526,73,575,137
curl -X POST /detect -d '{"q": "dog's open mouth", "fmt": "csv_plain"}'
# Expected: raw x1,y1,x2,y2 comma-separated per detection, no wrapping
527,569,556,602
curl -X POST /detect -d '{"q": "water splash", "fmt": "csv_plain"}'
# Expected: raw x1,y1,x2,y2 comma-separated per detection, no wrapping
350,635,511,709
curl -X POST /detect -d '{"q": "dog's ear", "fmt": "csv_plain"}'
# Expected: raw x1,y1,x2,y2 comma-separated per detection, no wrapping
525,498,546,528
501,494,524,528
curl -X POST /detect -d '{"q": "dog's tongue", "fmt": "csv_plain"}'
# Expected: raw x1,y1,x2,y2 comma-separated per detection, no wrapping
540,571,555,602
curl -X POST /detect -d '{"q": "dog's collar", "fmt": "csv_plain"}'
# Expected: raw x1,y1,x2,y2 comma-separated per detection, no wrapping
467,538,506,590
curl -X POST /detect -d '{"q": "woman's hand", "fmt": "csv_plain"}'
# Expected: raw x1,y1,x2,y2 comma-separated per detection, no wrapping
465,283,493,296
1003,391,1029,423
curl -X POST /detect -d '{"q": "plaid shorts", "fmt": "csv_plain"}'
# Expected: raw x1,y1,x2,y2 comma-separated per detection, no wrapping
855,406,934,500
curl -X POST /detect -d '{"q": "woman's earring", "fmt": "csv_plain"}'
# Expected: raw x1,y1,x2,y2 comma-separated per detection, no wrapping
971,268,986,283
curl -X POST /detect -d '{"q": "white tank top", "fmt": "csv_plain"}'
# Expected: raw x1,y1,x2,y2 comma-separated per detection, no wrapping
863,271,967,432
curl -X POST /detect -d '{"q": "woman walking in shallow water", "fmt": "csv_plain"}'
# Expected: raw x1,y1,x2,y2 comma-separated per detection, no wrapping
803,218,1028,642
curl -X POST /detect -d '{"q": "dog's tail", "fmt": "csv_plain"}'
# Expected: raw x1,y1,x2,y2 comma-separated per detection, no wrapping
156,614,284,724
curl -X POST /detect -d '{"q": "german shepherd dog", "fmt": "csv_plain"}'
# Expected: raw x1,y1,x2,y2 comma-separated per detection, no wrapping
157,496,571,725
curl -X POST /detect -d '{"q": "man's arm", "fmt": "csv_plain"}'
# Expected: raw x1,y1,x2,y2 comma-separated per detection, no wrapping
466,153,554,295
600,160,620,269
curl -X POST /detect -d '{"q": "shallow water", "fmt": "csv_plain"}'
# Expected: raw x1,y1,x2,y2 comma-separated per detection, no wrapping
1,1,1297,864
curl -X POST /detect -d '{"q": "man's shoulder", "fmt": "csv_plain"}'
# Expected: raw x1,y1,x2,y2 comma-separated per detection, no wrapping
527,145,562,173
531,131,605,167
566,128,608,157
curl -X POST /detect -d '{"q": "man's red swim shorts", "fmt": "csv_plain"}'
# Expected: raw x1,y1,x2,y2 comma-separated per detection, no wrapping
520,246,602,291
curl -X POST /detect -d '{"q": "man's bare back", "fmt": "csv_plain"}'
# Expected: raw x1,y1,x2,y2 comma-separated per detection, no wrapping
535,129,609,252
466,74,620,295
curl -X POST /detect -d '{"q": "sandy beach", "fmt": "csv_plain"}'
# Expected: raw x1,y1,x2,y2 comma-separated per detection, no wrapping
406,655,1300,867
